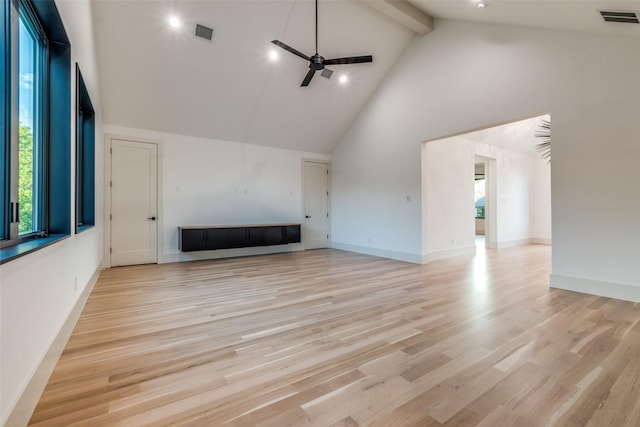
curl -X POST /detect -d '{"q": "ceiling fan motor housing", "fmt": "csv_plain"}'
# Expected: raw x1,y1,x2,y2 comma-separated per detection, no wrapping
310,55,325,70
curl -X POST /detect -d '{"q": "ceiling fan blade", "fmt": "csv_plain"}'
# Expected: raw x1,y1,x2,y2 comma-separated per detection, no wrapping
324,55,373,65
271,40,310,61
301,69,316,87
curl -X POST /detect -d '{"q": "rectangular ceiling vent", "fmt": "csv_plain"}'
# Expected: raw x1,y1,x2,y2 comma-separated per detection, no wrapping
195,24,214,41
599,10,640,24
320,69,333,79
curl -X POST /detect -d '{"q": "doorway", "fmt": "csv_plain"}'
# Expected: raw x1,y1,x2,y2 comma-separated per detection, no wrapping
474,156,497,249
474,161,486,238
302,160,330,249
422,114,551,259
110,138,158,266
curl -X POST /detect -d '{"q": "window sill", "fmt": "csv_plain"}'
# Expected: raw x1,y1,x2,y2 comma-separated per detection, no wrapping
76,224,94,234
0,234,69,265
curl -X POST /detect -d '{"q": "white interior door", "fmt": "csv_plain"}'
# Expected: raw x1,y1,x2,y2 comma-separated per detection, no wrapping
303,161,329,249
111,139,158,266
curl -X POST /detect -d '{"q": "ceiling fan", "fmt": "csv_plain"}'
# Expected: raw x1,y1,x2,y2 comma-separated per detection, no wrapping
271,0,373,87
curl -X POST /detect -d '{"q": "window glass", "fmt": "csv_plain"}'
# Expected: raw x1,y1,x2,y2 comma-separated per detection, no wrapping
0,1,8,241
474,178,485,219
17,9,43,235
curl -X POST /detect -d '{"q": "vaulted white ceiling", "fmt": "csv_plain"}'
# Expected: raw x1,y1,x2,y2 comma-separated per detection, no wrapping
92,0,415,154
91,0,640,154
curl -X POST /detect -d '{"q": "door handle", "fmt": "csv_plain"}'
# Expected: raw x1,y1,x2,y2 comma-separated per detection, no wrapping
147,216,156,221
305,215,311,218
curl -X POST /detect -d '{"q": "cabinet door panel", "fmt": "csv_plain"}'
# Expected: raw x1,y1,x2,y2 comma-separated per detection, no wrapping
249,227,268,246
282,225,301,244
263,227,283,245
227,228,248,248
180,229,206,251
206,228,228,250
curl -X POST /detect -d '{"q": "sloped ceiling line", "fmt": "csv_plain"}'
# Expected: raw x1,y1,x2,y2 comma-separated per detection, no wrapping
363,0,433,34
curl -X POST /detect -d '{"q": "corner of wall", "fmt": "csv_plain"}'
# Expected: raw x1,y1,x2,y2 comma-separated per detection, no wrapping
331,242,423,264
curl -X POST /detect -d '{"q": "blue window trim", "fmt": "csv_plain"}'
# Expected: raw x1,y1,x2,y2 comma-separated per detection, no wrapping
41,0,71,236
0,0,71,264
0,234,68,264
75,63,95,233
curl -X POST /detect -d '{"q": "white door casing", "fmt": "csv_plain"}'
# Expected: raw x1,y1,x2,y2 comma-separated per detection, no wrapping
110,139,158,266
303,160,329,249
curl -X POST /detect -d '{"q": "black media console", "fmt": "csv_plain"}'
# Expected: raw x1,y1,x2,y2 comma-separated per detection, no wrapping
178,223,301,252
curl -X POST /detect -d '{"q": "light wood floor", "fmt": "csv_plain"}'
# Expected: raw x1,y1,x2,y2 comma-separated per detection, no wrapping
29,246,640,426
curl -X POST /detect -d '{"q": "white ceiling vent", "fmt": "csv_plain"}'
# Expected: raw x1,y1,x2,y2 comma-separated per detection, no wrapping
599,10,640,24
195,24,214,41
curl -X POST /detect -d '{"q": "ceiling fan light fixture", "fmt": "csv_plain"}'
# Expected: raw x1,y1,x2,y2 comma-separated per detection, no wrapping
168,16,181,29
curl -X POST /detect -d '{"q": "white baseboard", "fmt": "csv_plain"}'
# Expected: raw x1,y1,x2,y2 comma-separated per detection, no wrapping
161,243,305,264
4,268,101,427
485,238,551,249
330,242,423,264
550,274,640,303
494,238,531,249
423,245,476,263
531,238,552,245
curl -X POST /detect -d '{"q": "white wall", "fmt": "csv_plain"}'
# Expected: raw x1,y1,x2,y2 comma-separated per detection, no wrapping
330,109,423,263
331,19,640,301
103,125,330,264
475,142,533,247
0,0,104,423
531,158,551,244
423,138,476,261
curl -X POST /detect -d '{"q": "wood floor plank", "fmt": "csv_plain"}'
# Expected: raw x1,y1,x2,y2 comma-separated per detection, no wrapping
27,246,640,426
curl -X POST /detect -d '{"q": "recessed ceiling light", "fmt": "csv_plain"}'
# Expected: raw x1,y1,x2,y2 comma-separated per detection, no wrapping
269,49,279,61
339,74,348,84
477,2,487,8
169,16,181,28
